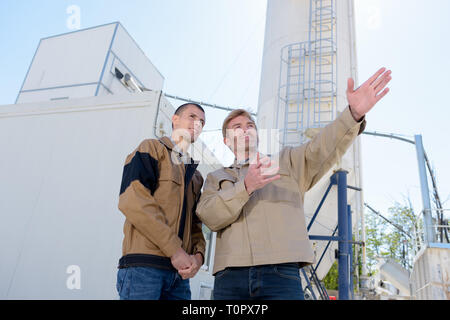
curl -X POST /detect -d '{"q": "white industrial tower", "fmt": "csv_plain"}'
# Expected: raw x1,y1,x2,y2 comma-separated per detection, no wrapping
257,0,365,296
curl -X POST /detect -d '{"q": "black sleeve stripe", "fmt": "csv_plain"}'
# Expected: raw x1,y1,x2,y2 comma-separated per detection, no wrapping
119,151,159,196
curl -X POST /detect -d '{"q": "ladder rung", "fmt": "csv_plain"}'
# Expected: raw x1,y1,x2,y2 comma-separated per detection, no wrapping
315,110,333,114
314,72,334,76
313,5,333,10
311,18,335,24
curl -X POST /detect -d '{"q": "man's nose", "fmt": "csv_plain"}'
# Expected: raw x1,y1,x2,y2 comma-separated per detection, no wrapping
193,120,203,131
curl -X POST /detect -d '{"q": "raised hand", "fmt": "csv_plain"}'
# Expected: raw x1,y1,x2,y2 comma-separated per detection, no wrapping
347,67,392,121
244,153,281,195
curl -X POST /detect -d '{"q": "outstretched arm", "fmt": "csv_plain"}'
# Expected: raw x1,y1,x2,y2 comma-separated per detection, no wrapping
288,67,392,192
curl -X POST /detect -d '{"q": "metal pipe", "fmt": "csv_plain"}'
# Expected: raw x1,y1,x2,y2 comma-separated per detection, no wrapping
362,131,446,243
364,202,412,238
163,93,258,117
414,135,435,244
313,225,338,274
348,204,354,299
362,131,415,145
307,182,334,231
337,170,350,300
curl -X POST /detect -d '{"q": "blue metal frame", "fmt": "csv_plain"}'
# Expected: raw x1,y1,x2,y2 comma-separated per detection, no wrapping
336,170,350,299
313,225,338,271
307,170,355,300
307,181,334,230
347,204,354,299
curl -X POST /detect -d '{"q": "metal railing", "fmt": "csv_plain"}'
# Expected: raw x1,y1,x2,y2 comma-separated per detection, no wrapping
413,208,450,253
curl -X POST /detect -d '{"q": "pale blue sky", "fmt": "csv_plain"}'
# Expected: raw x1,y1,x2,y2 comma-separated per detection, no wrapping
0,0,448,223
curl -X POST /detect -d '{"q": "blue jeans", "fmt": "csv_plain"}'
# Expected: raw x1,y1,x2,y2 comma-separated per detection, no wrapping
213,263,305,300
116,266,191,300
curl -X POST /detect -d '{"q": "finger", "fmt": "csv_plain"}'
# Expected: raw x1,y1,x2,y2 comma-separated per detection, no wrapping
179,267,195,277
261,166,279,176
374,75,392,94
179,266,193,275
256,152,261,168
367,67,387,86
259,157,272,168
347,78,355,94
183,261,193,269
178,270,188,276
261,174,281,185
372,70,391,90
180,261,193,270
375,87,389,102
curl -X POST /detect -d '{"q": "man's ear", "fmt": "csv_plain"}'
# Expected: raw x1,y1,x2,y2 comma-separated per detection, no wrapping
223,135,234,151
172,114,179,129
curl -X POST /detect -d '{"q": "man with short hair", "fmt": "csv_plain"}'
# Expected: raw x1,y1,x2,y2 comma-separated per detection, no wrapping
197,68,392,300
116,103,206,300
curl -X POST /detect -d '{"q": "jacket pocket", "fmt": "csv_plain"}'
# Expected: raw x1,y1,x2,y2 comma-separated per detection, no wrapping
154,172,183,227
156,171,182,199
159,168,183,185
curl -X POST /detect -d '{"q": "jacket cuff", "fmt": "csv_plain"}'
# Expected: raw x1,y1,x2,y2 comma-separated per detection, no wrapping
161,236,183,257
234,179,250,205
194,251,205,265
340,106,366,135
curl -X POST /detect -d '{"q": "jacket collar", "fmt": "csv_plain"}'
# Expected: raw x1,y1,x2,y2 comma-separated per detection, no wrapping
230,152,268,169
230,158,249,169
159,136,176,151
159,136,198,165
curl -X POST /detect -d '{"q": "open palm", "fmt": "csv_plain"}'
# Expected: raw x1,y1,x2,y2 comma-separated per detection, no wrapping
347,67,392,120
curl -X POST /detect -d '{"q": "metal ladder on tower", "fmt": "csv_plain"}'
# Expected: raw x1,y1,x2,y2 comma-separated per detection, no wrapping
279,42,309,146
277,0,337,147
310,0,337,128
